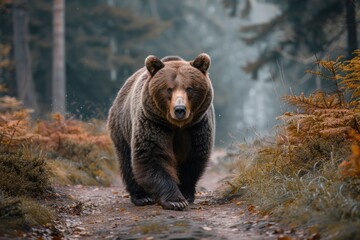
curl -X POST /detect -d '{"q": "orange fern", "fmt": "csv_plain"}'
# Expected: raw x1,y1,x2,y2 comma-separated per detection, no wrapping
279,51,360,177
339,130,360,177
33,113,111,152
338,50,360,101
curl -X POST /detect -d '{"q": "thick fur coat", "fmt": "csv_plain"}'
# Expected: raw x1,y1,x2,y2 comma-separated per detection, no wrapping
108,53,215,210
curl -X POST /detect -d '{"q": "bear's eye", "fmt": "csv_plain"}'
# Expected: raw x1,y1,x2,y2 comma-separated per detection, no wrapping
167,88,173,94
186,87,193,94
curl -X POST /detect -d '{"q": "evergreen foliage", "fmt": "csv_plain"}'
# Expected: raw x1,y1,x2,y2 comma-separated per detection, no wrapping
64,1,167,117
0,0,166,118
228,0,354,83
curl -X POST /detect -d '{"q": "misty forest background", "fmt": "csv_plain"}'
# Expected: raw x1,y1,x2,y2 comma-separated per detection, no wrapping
2,0,360,239
1,0,357,145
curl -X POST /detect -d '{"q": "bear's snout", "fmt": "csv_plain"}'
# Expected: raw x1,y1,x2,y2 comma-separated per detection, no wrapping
169,93,190,123
174,105,186,119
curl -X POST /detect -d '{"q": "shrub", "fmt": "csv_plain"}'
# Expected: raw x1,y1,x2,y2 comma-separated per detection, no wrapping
227,51,360,239
0,93,117,235
0,148,50,197
0,197,53,235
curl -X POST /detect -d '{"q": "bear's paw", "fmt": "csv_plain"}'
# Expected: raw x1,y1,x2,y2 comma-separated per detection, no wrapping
161,196,189,211
131,195,155,206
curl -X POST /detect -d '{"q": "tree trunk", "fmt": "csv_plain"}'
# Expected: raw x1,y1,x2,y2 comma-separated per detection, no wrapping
52,0,66,115
108,0,117,81
346,0,357,59
12,0,39,115
229,0,238,17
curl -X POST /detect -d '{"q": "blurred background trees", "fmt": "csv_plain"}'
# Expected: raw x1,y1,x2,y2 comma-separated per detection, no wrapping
52,0,66,115
225,0,358,88
12,0,39,114
1,0,166,117
0,0,358,145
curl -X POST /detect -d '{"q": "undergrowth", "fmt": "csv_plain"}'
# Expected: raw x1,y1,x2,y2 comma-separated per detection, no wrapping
228,51,360,239
0,88,117,236
0,148,49,197
34,113,116,186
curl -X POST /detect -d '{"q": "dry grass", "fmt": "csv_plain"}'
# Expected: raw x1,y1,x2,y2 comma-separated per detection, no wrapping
0,147,53,236
227,137,360,239
225,52,360,239
0,197,53,235
0,106,117,186
36,114,117,186
0,92,118,235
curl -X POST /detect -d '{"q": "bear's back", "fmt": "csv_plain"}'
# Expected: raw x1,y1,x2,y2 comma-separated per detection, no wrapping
108,67,148,144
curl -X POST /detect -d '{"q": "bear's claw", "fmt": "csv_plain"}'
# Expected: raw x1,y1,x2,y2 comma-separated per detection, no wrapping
162,199,189,211
131,196,155,206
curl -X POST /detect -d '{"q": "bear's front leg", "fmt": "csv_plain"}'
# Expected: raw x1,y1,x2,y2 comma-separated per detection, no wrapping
132,121,188,211
178,116,214,203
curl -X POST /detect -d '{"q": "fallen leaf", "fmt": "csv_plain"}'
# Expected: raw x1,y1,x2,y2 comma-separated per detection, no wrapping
202,226,212,231
278,235,293,240
73,226,86,232
308,233,321,240
247,205,258,214
286,228,296,234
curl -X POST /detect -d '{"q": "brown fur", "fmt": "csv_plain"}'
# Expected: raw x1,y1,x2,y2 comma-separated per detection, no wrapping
108,53,215,211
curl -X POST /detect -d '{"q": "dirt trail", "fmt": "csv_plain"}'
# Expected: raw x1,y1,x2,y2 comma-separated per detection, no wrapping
40,151,297,240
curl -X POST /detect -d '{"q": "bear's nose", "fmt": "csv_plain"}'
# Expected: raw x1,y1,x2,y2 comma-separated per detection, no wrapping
174,105,186,119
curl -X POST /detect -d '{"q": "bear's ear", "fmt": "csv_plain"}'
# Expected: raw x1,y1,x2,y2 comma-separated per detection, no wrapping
145,55,165,76
190,53,211,74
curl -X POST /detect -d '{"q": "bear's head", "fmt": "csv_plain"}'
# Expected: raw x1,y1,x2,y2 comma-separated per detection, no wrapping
145,53,213,128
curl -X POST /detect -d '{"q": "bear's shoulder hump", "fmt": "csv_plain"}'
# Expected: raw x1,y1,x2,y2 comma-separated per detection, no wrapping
161,56,184,63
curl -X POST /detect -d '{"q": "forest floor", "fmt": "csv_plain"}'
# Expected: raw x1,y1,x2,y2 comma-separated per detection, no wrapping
17,150,311,240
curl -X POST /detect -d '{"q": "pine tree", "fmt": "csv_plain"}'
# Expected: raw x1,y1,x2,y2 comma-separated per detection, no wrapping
228,0,357,83
64,1,166,118
0,0,166,118
12,0,39,114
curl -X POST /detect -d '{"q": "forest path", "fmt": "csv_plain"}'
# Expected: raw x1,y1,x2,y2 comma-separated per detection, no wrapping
50,151,286,240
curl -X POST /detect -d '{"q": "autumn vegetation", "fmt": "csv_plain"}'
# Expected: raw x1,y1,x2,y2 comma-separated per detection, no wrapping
227,51,360,239
2,51,360,238
0,91,117,235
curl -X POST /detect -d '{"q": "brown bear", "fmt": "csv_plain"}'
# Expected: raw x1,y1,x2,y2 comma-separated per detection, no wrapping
107,53,215,211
